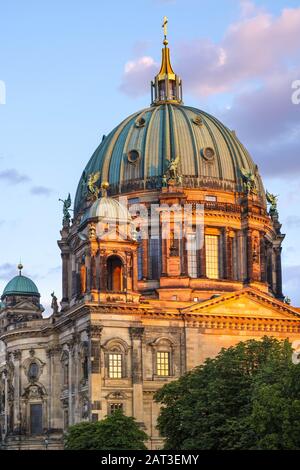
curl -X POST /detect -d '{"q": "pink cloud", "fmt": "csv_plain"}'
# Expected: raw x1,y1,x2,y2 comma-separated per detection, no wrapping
178,7,300,96
120,6,300,98
119,56,158,97
223,70,300,142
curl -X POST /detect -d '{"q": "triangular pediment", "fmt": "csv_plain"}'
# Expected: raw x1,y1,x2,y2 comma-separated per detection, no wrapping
182,288,300,321
4,299,42,313
98,225,132,242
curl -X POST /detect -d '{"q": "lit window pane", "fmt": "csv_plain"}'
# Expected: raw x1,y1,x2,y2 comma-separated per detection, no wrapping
108,353,122,378
205,235,219,279
157,352,170,376
110,403,123,414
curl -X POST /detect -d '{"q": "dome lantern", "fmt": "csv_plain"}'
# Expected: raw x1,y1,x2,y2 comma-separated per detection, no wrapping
151,17,183,105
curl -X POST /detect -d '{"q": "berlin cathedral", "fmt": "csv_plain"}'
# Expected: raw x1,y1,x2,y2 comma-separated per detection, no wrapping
0,22,299,450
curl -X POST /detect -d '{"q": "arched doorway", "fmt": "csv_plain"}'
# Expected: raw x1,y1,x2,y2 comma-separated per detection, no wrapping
107,256,123,292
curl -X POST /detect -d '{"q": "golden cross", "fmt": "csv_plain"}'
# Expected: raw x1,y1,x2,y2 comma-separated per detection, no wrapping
162,16,168,38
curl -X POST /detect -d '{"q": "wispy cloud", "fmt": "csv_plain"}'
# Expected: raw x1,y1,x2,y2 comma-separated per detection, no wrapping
0,263,17,281
0,169,31,185
30,185,54,197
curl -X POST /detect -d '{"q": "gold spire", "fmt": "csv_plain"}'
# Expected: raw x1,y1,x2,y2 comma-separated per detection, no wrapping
151,17,183,105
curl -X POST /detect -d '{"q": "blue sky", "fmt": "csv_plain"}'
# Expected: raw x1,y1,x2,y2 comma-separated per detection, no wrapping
0,0,300,313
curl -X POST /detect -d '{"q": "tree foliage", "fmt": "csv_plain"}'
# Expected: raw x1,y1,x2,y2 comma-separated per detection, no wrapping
154,336,300,450
64,410,148,450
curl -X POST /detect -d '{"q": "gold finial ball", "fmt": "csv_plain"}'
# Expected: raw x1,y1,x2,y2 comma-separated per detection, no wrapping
163,39,169,46
18,263,23,272
101,181,110,190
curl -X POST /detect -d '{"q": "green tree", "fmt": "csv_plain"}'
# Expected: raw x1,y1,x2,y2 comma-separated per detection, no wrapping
64,410,148,450
154,336,300,450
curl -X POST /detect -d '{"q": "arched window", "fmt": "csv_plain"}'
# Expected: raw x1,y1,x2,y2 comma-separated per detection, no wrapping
107,256,123,292
151,337,174,378
103,338,129,379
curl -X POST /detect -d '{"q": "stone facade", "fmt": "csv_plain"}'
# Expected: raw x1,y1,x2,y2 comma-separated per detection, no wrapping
0,31,297,450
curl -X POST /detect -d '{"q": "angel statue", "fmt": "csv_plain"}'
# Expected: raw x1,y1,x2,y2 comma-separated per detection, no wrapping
240,168,257,194
59,193,72,226
167,155,180,180
87,171,101,200
266,191,278,215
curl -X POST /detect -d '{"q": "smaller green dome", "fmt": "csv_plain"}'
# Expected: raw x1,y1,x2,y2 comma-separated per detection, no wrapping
2,274,40,300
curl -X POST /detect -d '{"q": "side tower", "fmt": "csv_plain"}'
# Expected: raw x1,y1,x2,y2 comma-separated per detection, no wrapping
58,183,140,310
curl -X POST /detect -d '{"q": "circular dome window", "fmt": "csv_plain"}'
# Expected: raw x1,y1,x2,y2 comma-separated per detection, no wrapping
192,116,203,126
127,150,141,164
135,117,146,128
201,147,215,162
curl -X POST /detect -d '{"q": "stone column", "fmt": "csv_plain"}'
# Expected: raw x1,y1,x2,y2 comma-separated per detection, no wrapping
260,234,267,283
161,237,168,276
72,337,80,424
4,369,8,437
68,344,74,425
85,253,91,294
274,246,284,300
181,237,188,276
129,327,144,424
12,350,21,434
46,349,52,432
224,228,233,280
142,238,149,280
47,346,63,433
99,253,107,292
246,229,253,283
87,324,103,420
61,253,70,305
199,236,206,278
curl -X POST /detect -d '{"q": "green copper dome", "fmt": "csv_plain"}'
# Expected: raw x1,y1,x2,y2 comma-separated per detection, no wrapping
74,104,265,215
2,274,40,300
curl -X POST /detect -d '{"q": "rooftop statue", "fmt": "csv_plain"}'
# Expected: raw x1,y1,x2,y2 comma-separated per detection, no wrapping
266,191,279,215
165,156,182,185
87,171,101,200
51,292,59,315
59,193,72,226
241,168,257,195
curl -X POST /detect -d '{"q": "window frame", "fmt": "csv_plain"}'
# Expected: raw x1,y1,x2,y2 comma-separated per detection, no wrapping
156,351,170,377
108,352,123,379
205,233,220,279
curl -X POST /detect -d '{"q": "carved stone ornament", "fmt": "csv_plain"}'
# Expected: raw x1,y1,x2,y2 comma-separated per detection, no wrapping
86,324,103,339
129,327,144,339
